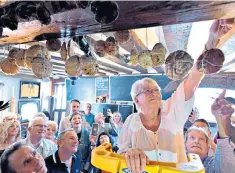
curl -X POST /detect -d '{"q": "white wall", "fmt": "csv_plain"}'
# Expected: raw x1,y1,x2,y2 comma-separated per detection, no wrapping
0,74,51,118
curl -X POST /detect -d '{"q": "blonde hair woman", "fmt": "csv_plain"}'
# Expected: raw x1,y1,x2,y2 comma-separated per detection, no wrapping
0,120,21,157
113,112,123,130
2,112,20,122
45,120,58,143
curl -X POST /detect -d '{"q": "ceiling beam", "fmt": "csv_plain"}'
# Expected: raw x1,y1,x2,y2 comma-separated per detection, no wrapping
98,64,131,74
52,68,65,73
98,69,115,76
96,72,106,76
218,72,235,76
129,30,147,50
87,34,130,55
1,1,235,45
8,73,37,79
220,58,235,72
99,67,119,75
53,64,65,69
152,66,165,74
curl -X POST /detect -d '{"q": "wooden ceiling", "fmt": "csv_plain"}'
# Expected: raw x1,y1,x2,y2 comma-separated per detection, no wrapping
0,1,235,79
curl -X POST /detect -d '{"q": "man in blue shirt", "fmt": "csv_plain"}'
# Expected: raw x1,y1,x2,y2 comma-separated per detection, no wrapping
84,103,95,127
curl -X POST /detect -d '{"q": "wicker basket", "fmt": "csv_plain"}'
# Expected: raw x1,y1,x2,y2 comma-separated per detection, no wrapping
0,58,19,75
25,45,51,69
197,49,224,74
46,39,61,52
114,30,131,44
8,48,20,59
8,48,27,68
65,55,81,77
138,50,152,68
130,48,138,65
32,57,53,78
165,50,194,81
150,43,167,67
80,55,99,75
60,42,68,62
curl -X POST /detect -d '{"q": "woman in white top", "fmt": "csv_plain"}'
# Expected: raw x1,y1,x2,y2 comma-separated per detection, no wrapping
112,112,123,146
113,112,124,132
118,19,232,173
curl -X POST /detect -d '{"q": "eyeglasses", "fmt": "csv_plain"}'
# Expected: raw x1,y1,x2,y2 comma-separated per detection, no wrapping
33,124,47,128
136,88,160,97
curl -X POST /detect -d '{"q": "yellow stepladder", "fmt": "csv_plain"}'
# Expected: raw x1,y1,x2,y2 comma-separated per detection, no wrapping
91,143,205,173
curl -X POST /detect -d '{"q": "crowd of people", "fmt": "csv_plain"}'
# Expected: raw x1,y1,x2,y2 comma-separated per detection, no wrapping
0,19,235,173
0,101,123,173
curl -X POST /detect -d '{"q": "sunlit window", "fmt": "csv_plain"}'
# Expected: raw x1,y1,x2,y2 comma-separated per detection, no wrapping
55,84,66,109
21,103,38,121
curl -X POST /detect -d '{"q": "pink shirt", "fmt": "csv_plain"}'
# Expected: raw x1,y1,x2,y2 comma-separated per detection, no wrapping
118,81,195,163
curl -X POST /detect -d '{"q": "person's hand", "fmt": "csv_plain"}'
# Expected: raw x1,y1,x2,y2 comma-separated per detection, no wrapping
206,18,235,49
89,135,96,145
211,89,234,137
107,112,113,119
210,19,234,40
125,149,149,173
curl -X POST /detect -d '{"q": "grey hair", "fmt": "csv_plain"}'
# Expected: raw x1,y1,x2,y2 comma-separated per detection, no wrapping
95,112,104,123
47,121,58,131
28,117,46,128
32,112,48,121
130,77,161,112
185,126,210,147
57,129,75,142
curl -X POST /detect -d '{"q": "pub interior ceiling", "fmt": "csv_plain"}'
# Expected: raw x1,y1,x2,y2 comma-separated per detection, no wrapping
0,1,235,81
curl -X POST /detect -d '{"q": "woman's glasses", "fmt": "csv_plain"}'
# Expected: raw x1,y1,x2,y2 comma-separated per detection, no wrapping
136,88,160,97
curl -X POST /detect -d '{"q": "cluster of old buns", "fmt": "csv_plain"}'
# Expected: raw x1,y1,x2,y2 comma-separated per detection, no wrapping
0,45,52,79
0,38,99,78
62,39,99,77
93,29,225,81
0,32,225,80
94,30,131,57
130,43,195,80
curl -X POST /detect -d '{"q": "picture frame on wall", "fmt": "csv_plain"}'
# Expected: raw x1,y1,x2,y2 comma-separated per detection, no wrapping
18,100,40,120
19,81,41,99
